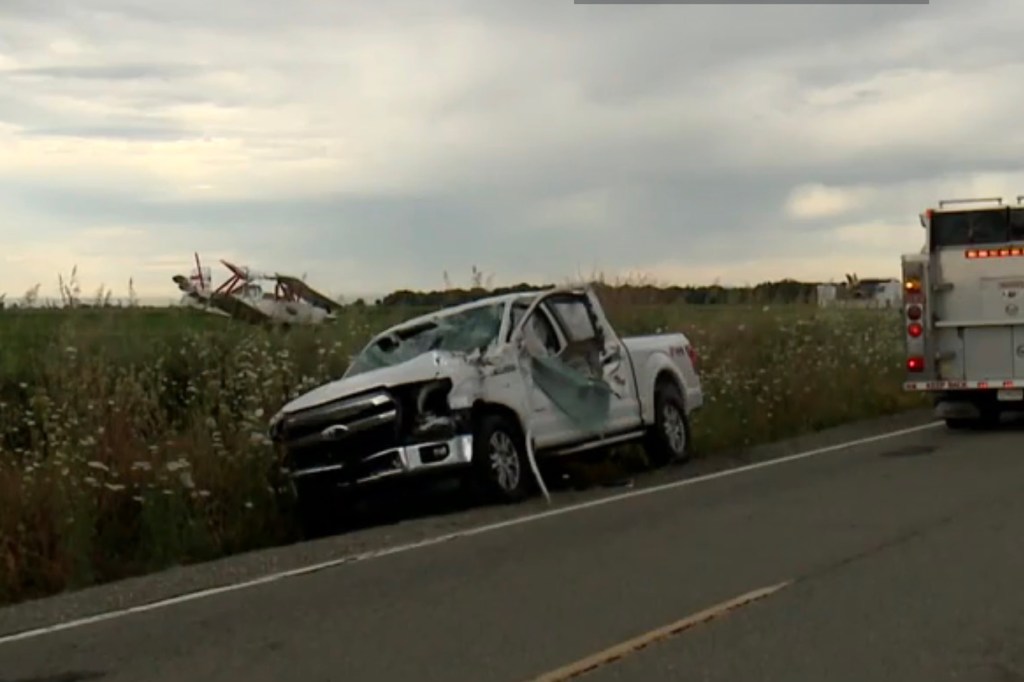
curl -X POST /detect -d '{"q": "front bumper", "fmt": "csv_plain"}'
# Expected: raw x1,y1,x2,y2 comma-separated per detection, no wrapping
288,434,474,484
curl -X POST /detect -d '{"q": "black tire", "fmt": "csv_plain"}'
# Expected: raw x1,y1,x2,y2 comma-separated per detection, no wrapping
471,412,532,503
946,408,1000,431
978,406,1002,428
644,380,691,467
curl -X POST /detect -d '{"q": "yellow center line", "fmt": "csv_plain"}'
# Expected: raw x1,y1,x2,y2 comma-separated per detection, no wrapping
524,580,793,682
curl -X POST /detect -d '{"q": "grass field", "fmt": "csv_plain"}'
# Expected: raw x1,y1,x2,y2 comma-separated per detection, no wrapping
0,295,926,606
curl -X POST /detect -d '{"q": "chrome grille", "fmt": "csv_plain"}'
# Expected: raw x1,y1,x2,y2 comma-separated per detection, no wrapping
278,391,402,472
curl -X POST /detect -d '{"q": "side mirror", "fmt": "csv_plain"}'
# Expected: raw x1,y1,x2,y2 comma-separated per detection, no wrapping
601,347,622,366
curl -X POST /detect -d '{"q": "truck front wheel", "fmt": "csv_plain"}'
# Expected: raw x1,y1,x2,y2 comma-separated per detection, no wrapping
470,413,532,503
644,381,692,467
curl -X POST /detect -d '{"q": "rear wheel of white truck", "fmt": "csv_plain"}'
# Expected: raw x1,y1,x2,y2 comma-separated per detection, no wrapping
470,412,532,504
644,380,691,468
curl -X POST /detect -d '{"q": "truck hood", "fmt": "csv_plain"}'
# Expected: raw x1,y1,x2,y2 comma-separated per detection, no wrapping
277,350,473,414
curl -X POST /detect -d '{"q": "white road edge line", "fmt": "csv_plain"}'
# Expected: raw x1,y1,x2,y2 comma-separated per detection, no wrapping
0,420,943,646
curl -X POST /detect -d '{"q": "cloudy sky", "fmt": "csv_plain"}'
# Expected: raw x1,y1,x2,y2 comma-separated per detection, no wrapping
1,0,1023,302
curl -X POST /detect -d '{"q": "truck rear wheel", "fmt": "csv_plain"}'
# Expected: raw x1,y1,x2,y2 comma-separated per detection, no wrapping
644,380,691,467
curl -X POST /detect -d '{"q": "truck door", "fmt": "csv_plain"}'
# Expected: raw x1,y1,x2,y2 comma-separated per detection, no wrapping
545,292,641,432
508,291,638,448
507,301,576,448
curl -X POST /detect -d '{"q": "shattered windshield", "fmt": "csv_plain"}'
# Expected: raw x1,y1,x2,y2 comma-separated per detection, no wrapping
346,303,505,376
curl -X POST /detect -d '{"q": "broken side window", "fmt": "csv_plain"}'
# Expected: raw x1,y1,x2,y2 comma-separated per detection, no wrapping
546,297,604,380
547,298,599,343
510,302,561,357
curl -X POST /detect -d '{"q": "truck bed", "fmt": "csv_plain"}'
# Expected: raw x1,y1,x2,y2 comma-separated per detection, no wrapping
621,332,704,416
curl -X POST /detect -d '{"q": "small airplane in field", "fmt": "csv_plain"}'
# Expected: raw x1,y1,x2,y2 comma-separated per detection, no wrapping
172,253,343,326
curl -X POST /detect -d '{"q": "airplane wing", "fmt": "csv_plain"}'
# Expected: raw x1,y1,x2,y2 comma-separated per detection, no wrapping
275,274,343,313
208,292,273,325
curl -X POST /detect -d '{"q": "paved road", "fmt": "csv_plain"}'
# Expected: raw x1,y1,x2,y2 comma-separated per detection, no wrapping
1,418,1023,682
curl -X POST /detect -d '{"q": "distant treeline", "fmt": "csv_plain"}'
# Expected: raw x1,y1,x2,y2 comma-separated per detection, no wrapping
366,278,825,308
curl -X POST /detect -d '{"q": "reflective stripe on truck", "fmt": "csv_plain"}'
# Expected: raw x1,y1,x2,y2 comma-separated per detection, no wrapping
904,379,1024,390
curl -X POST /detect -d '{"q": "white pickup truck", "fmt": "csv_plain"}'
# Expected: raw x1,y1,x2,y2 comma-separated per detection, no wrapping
269,286,703,532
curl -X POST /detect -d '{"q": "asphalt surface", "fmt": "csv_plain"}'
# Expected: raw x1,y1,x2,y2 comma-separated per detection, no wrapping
1,414,1023,682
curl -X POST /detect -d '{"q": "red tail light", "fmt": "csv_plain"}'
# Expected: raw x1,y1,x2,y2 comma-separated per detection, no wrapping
967,248,1024,258
907,322,923,337
907,356,925,372
685,345,699,373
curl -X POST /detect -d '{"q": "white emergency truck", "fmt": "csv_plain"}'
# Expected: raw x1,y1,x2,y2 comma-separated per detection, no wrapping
902,197,1024,428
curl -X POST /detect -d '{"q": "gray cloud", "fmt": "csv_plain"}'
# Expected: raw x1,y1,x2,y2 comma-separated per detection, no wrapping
4,63,204,80
18,124,196,141
0,165,867,285
1,0,1023,297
